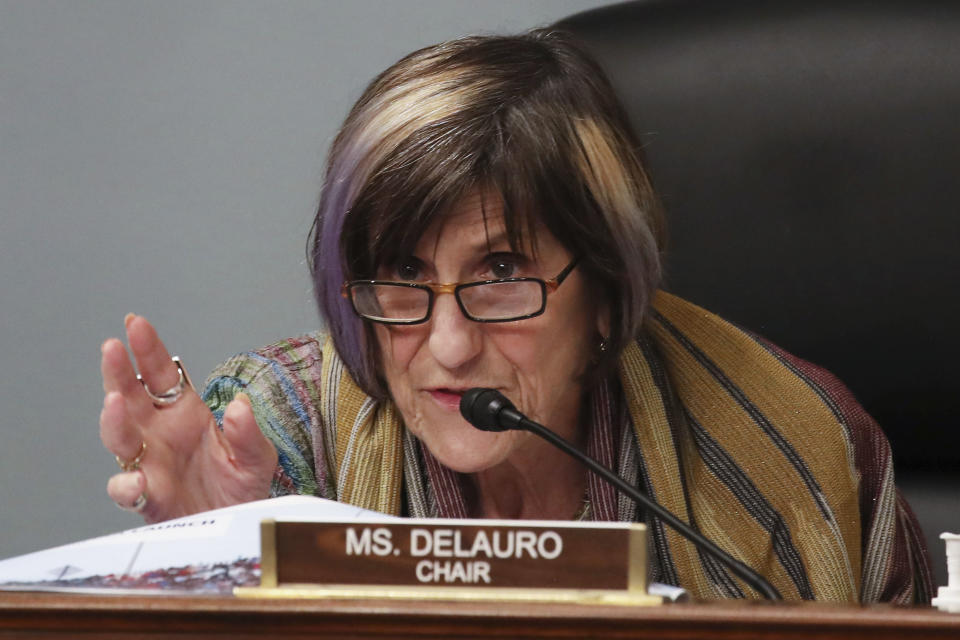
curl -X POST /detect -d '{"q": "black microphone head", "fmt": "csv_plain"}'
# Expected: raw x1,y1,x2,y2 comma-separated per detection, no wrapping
460,388,516,432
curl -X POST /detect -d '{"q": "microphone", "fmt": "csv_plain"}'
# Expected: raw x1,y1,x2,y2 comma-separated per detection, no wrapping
459,387,782,601
459,388,523,431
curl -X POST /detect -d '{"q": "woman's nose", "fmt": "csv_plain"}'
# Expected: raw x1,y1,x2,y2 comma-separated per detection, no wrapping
427,293,482,370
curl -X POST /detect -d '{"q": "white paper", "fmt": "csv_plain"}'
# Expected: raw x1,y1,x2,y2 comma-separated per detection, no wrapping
0,495,390,594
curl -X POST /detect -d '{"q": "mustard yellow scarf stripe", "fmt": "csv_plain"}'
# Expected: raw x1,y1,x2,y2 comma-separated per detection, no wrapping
617,339,715,594
321,338,403,515
644,291,859,600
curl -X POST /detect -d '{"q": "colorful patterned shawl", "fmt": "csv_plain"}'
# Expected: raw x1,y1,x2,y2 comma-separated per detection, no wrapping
203,291,931,602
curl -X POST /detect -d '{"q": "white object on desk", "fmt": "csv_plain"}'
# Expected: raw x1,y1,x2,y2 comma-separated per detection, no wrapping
932,532,960,613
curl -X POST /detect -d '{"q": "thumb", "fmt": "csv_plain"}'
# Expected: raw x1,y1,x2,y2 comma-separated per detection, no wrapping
220,393,277,472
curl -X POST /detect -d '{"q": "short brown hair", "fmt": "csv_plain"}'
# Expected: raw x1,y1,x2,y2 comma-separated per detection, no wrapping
310,29,665,397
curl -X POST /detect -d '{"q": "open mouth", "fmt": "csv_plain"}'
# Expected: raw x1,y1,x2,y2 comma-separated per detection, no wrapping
427,388,466,411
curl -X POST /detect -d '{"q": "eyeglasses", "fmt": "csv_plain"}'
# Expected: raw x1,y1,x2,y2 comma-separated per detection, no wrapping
343,257,579,325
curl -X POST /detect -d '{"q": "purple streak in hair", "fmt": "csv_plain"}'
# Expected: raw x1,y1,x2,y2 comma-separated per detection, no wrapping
313,139,375,393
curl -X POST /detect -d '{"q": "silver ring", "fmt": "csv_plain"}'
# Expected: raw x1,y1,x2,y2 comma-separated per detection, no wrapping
116,491,148,513
137,356,193,407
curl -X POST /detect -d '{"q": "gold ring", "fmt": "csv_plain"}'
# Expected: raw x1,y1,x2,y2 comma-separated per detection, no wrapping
116,441,147,472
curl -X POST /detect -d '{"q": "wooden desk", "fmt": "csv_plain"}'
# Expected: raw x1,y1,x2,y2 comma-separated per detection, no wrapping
1,591,958,639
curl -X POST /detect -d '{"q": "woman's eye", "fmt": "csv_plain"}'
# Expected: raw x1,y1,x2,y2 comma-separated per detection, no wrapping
395,260,422,281
487,258,519,279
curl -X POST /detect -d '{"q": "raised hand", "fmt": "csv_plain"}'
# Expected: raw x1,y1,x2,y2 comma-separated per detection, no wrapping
100,314,277,523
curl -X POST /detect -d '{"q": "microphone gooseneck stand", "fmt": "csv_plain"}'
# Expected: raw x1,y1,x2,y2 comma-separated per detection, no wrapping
460,387,782,601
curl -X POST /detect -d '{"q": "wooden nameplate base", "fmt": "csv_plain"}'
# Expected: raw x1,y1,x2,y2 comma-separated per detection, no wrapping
236,519,661,605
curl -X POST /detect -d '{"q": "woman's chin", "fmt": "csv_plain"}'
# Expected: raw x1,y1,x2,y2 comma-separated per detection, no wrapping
397,392,529,473
416,420,518,474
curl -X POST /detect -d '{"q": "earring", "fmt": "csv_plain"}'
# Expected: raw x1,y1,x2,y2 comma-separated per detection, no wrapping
598,336,609,354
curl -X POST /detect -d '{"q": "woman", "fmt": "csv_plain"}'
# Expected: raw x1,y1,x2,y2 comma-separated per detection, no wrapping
100,30,930,602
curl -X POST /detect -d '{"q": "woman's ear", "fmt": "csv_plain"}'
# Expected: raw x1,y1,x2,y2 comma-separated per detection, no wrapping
595,299,611,343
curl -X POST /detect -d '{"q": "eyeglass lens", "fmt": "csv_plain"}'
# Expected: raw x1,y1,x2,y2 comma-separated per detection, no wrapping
458,280,543,320
351,284,426,322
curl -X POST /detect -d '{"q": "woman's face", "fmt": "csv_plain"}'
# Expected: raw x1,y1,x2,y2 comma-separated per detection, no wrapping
373,193,606,474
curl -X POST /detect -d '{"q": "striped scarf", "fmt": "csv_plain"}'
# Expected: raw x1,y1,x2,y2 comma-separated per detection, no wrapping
317,291,891,601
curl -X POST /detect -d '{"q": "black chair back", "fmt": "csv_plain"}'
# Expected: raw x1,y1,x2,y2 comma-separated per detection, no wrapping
559,0,960,471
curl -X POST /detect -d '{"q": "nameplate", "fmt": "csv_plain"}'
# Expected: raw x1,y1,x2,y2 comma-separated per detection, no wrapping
240,518,659,604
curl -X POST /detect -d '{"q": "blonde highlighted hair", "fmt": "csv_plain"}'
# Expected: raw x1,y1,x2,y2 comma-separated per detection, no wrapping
309,29,665,397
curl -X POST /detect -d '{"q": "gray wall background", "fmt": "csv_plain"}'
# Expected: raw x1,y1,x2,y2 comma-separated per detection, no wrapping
0,0,616,561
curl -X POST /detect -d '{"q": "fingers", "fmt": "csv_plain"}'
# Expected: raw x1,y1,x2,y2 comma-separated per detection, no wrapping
101,314,276,521
106,470,146,510
101,337,141,397
100,391,146,462
125,314,183,398
221,394,278,472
